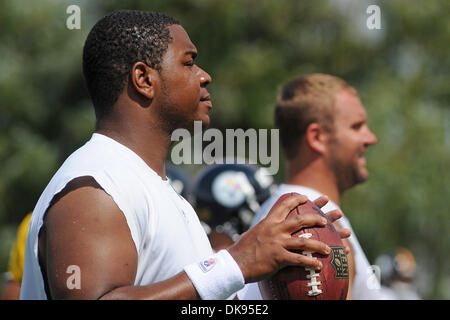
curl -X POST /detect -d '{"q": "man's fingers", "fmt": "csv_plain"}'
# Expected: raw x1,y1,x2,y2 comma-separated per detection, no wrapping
323,209,351,239
284,212,327,234
284,237,331,256
266,193,308,221
324,208,343,223
337,227,352,240
344,244,352,255
313,195,329,209
281,250,324,271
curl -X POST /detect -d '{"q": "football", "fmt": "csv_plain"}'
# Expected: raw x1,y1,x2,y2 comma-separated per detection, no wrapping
258,193,349,300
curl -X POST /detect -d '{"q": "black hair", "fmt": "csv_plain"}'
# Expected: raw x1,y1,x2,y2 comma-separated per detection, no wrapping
82,10,179,119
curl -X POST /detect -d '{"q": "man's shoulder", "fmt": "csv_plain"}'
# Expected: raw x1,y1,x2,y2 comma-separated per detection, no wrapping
58,134,160,185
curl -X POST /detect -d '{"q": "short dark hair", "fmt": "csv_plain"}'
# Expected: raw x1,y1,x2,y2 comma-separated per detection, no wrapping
82,10,179,119
275,74,357,159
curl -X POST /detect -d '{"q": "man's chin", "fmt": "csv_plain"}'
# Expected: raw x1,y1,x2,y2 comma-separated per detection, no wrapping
199,115,210,129
355,169,370,184
184,117,210,135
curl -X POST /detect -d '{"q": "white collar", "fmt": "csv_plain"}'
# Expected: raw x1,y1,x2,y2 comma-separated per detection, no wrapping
276,184,341,212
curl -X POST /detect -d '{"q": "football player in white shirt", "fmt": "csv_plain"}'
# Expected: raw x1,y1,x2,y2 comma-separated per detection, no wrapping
241,74,390,300
21,12,350,300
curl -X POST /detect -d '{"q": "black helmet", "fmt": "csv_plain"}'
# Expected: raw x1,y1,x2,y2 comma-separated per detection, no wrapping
375,247,417,285
166,165,192,199
191,163,276,241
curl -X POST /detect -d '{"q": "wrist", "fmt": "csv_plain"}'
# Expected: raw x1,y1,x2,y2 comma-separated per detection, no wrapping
184,249,245,300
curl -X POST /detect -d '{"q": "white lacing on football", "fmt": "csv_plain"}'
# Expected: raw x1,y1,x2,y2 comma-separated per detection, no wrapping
299,233,323,297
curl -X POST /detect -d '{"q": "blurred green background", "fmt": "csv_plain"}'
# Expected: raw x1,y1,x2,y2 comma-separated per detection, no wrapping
0,0,448,299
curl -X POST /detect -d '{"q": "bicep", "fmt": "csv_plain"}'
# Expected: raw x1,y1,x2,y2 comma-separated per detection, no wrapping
40,181,138,299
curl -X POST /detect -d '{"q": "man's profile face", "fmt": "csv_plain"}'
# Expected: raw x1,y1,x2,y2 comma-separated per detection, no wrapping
325,90,378,192
156,24,213,133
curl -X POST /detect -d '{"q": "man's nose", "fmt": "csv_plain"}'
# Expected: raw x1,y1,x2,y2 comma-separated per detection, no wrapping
197,66,212,87
365,127,378,146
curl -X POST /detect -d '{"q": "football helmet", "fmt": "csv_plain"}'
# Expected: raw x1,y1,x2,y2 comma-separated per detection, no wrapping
191,163,276,241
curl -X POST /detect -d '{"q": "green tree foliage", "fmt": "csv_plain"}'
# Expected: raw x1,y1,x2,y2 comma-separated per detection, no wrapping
0,0,448,298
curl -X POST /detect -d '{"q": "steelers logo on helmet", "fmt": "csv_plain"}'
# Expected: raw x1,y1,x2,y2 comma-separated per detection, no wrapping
211,171,251,209
191,163,276,240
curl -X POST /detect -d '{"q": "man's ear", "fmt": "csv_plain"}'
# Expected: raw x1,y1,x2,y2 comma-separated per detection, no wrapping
305,122,329,154
130,62,157,100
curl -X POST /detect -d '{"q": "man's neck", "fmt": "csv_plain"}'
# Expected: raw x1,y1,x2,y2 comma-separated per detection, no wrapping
286,162,341,206
95,114,171,179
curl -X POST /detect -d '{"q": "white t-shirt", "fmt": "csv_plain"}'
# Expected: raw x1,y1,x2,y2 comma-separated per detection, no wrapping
238,184,390,300
20,133,213,299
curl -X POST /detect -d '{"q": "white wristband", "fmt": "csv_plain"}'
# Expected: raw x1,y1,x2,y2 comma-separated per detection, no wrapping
184,249,245,300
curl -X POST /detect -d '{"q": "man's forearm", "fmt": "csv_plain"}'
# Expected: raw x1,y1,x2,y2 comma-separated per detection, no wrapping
99,272,200,300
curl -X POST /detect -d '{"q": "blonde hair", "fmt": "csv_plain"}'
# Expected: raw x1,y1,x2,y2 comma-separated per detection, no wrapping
275,73,357,159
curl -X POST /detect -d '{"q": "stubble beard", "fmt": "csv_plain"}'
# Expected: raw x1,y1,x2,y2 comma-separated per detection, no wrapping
157,80,200,136
328,142,369,194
